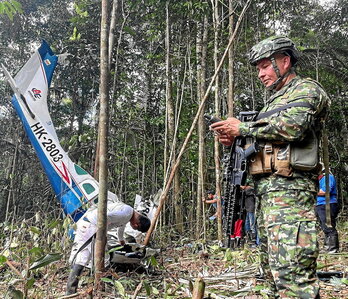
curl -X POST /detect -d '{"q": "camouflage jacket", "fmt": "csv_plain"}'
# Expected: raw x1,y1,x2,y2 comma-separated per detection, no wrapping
239,76,330,195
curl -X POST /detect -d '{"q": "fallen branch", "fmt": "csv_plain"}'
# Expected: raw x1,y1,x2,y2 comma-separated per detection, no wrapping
192,277,205,299
132,280,143,299
6,260,24,279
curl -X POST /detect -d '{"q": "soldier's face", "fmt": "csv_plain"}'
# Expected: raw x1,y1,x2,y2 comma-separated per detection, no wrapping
256,59,276,87
256,55,290,89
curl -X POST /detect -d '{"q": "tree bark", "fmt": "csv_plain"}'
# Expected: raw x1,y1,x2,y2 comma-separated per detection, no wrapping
164,0,175,185
164,1,183,232
212,0,223,241
111,0,130,102
228,1,235,117
108,0,119,67
195,17,203,238
95,0,110,291
192,277,205,299
198,15,208,239
5,137,19,222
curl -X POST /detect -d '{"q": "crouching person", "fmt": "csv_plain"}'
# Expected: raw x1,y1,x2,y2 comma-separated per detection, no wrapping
66,201,151,295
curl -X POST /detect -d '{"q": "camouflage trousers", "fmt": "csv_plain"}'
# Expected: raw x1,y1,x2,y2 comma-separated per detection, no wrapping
257,190,320,298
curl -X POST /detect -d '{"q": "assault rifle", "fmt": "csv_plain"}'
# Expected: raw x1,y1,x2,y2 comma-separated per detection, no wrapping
204,112,258,248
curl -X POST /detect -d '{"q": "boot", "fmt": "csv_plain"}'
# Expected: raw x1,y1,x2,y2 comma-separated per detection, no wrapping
327,234,339,254
66,264,84,295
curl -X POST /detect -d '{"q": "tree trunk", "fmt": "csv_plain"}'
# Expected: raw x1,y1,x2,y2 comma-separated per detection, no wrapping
195,17,203,239
228,1,235,117
111,0,130,103
165,0,175,184
196,15,208,239
212,0,222,241
141,135,146,198
192,277,205,299
5,137,19,222
164,1,182,232
108,0,119,66
96,0,120,180
95,0,110,291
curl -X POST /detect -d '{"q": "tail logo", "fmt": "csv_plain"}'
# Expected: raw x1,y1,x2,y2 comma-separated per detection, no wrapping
31,88,42,99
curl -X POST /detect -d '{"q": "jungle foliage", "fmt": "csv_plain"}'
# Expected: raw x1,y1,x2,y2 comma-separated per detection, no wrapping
0,0,348,296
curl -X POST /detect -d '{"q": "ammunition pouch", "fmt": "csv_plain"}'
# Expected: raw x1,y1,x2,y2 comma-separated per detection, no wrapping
290,128,319,171
249,129,319,177
249,144,273,175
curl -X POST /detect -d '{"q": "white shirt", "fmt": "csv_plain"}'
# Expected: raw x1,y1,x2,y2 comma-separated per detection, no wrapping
69,201,134,266
84,201,134,241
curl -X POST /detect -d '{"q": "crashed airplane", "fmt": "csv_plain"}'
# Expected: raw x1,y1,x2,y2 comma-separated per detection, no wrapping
2,40,158,265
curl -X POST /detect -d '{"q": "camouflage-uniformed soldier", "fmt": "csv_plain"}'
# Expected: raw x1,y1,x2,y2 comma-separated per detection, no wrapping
211,36,330,298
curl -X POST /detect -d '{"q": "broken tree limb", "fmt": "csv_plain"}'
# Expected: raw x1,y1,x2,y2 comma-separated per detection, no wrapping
192,277,205,299
143,0,252,246
5,260,23,278
131,281,143,299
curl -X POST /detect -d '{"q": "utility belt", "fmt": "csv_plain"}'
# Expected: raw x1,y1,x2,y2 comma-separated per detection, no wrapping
248,128,319,177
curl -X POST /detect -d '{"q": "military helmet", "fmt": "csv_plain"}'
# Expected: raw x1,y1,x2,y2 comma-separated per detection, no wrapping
248,36,300,66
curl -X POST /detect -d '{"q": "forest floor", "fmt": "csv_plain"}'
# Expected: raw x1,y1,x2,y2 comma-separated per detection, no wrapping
1,230,348,298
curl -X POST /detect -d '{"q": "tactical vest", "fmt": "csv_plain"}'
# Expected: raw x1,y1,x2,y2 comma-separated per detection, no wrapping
249,102,320,177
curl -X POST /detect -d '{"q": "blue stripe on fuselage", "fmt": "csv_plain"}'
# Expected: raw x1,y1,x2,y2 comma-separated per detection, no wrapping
12,95,84,221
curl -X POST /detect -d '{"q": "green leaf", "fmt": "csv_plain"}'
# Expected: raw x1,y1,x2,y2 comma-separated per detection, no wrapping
342,278,348,285
152,286,159,295
74,3,88,17
25,277,35,289
123,25,136,36
29,253,62,270
0,255,7,266
107,246,123,254
101,277,114,284
3,2,16,21
143,280,151,296
330,276,348,286
10,1,23,13
6,288,23,299
28,247,44,257
48,220,60,229
253,284,267,291
29,226,41,234
149,255,158,267
316,262,328,270
69,27,81,41
114,280,125,296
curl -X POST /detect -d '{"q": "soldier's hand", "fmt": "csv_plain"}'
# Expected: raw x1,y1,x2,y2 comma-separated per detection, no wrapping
217,133,235,146
210,117,241,144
